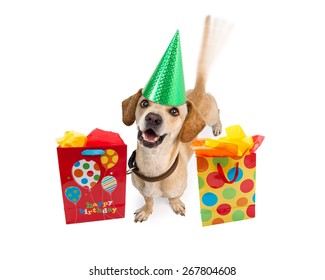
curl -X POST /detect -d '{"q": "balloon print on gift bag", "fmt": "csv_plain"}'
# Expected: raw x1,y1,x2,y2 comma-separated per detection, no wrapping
65,186,81,204
72,159,101,190
101,176,117,194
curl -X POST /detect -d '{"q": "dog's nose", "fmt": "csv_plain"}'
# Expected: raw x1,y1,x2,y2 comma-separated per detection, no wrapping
145,113,163,126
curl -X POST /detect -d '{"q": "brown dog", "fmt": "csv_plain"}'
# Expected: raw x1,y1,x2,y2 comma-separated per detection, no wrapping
122,16,228,222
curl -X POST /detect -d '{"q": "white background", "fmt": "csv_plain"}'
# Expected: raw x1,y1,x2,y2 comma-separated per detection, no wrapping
1,0,324,279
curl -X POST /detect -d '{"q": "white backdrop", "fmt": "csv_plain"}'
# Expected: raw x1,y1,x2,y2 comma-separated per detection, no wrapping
1,0,324,279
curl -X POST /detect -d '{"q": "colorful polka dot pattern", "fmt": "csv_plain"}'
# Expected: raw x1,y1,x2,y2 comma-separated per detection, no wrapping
101,149,119,169
196,154,256,226
65,186,81,204
72,159,101,190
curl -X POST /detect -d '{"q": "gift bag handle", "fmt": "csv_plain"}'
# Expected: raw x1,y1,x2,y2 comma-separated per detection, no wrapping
217,162,239,184
81,149,105,156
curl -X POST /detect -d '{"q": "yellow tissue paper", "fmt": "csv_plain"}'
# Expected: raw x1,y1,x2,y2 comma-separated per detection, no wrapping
192,125,256,157
56,131,87,148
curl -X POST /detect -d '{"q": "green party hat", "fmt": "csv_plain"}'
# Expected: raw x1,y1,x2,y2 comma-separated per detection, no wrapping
142,30,186,106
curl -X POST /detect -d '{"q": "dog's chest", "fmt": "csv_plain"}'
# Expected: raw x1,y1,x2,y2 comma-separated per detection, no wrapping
142,182,163,197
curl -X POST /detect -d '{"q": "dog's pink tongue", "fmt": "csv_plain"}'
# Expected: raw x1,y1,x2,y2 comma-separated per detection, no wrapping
143,130,158,143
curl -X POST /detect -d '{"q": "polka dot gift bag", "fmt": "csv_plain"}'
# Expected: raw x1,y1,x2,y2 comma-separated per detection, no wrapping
56,129,127,224
192,125,264,227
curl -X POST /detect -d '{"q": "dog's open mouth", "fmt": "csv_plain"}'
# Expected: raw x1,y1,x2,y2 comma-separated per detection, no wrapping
137,128,167,148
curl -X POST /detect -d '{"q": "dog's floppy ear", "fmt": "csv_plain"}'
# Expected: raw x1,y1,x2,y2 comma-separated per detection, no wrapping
179,100,206,143
122,88,143,126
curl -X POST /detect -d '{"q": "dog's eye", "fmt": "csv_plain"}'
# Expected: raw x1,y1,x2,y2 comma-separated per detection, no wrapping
169,107,179,116
140,100,149,108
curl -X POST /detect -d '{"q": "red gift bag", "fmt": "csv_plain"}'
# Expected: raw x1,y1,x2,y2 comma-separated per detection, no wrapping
57,129,126,224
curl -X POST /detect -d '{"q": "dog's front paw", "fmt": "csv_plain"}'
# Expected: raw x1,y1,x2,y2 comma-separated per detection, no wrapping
212,121,222,136
134,205,153,223
169,198,185,216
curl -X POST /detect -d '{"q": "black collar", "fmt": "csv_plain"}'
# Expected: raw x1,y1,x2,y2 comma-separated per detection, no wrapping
128,150,179,182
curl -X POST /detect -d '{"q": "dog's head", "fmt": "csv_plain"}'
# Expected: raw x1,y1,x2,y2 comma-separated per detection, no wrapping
122,89,205,149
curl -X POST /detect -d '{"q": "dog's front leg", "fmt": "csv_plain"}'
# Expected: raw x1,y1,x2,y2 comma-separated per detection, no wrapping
169,197,185,216
134,195,154,223
212,109,222,136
